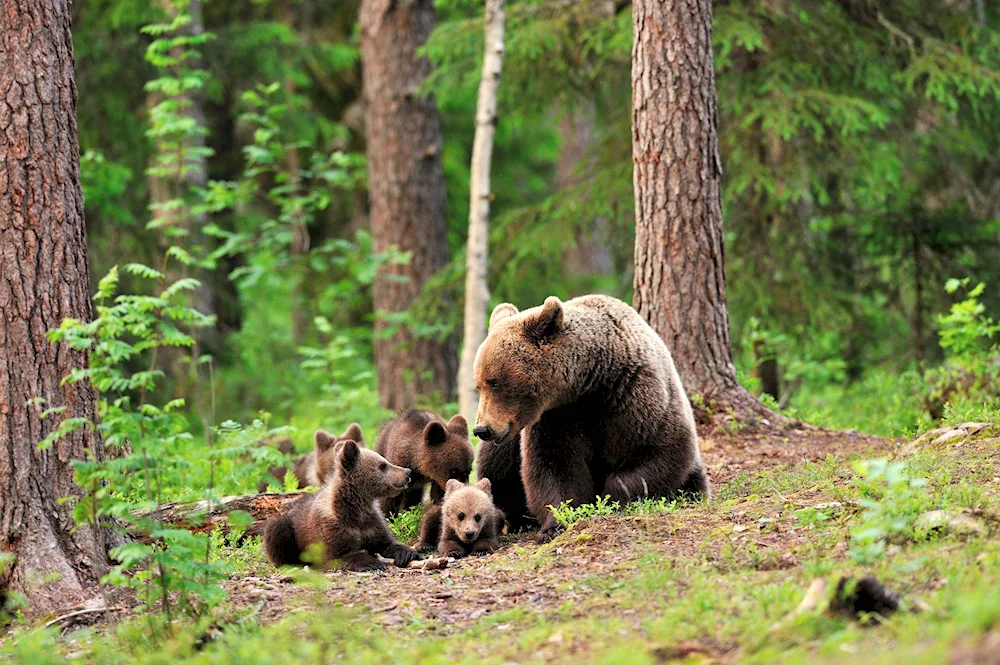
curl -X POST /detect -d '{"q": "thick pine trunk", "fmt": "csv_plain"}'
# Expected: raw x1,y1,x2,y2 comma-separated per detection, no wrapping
631,0,776,423
360,0,456,410
0,0,111,612
458,0,505,426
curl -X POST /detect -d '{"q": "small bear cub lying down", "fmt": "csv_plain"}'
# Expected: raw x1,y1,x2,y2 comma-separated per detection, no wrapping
263,430,422,572
436,478,506,558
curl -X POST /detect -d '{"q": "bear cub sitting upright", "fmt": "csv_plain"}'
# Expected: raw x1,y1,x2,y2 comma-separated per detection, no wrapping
435,478,505,558
375,410,473,516
263,431,421,572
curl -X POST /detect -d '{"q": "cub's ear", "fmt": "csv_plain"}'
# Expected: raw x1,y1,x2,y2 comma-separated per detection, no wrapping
474,477,492,497
524,296,564,344
338,439,360,471
423,421,448,447
314,430,337,452
447,414,468,435
445,479,464,495
340,422,363,444
489,303,519,331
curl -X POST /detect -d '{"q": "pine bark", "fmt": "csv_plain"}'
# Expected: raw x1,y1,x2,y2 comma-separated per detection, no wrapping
631,0,776,422
0,0,111,612
458,0,505,426
360,0,456,410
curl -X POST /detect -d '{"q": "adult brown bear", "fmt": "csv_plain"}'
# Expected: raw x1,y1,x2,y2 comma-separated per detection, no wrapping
473,294,709,543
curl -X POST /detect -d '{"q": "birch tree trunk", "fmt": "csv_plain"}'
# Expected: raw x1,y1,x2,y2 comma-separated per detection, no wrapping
458,0,506,426
0,0,114,613
631,0,780,426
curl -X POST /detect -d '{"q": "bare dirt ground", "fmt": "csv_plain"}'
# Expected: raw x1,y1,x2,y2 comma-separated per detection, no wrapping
222,422,897,631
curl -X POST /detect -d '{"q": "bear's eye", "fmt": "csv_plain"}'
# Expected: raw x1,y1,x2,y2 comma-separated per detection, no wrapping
379,462,388,472
457,512,466,521
474,514,482,522
486,378,499,390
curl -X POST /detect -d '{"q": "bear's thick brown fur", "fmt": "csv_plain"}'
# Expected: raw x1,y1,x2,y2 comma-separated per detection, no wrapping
432,478,505,557
262,431,421,571
257,424,363,493
473,295,709,544
374,410,473,515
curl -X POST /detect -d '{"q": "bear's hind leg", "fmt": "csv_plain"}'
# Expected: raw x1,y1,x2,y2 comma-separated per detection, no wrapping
603,454,708,505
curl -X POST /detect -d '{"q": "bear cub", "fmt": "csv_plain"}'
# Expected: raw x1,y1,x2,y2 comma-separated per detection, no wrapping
435,478,505,558
263,431,421,572
374,410,473,515
258,423,363,493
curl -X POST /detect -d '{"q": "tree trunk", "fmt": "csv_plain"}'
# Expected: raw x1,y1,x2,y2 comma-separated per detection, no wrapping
0,0,112,613
631,0,777,424
558,107,614,278
912,229,926,366
458,0,505,426
360,0,456,410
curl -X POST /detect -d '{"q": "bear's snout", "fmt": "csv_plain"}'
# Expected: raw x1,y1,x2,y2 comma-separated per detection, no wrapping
473,425,494,441
463,529,476,541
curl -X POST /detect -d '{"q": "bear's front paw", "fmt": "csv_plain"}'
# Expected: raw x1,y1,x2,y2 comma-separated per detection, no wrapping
416,541,437,554
394,549,423,567
535,525,561,545
360,560,389,573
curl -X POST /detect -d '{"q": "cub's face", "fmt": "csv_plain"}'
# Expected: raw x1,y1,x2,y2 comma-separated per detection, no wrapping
473,297,564,445
314,424,365,484
421,415,474,489
442,479,495,544
333,439,411,498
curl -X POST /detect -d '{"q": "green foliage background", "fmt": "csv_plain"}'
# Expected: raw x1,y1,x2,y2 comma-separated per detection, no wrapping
72,0,1000,446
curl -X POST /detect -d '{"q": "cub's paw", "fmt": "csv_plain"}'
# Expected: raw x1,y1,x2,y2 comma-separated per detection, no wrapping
535,525,561,545
394,549,423,567
416,541,437,554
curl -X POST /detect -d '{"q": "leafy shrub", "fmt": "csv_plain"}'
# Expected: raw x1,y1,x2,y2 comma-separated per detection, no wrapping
849,459,931,565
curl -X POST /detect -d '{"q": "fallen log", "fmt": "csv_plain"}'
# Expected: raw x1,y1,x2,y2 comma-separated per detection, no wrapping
128,491,306,539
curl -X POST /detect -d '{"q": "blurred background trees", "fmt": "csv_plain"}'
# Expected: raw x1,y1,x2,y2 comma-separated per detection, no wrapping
71,0,1000,438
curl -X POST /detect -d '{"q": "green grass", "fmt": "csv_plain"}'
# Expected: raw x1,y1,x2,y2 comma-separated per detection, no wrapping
4,428,998,664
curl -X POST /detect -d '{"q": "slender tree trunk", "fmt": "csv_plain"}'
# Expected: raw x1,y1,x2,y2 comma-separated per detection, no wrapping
458,0,505,426
0,0,112,613
558,107,614,277
360,0,456,410
631,0,777,424
912,229,925,366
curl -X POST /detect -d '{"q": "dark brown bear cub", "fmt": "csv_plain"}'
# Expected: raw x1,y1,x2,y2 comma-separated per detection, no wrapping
257,424,363,493
374,410,473,515
263,432,421,572
435,478,505,557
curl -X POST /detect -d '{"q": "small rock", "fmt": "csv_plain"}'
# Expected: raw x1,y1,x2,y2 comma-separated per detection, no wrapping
915,510,987,536
956,422,990,436
948,513,987,536
931,430,967,446
915,510,951,532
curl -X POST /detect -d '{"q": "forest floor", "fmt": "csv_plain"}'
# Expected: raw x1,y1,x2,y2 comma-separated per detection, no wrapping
15,422,1000,664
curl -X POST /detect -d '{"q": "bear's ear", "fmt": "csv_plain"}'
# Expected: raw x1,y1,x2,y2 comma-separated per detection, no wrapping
524,296,564,344
474,477,492,497
445,478,464,495
489,303,519,331
340,422,363,444
447,414,468,435
423,421,448,447
314,430,337,452
338,439,360,471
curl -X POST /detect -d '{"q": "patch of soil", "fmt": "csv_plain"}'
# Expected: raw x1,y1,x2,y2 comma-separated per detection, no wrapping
699,422,893,485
